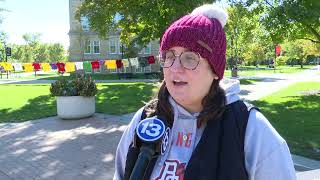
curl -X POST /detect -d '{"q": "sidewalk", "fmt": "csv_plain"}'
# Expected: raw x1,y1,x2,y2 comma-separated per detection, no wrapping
1,68,320,179
0,113,132,180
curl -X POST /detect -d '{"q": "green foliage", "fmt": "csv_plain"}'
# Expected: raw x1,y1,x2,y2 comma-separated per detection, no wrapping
77,0,212,47
48,43,66,62
245,0,320,44
281,39,320,67
35,44,49,62
50,75,98,97
275,56,289,66
242,43,266,65
225,3,274,67
10,42,66,63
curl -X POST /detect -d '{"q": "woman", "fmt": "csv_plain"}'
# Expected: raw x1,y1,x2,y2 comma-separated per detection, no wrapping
114,4,296,180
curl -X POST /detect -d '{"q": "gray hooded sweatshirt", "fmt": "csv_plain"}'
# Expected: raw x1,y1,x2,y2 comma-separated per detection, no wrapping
113,78,296,180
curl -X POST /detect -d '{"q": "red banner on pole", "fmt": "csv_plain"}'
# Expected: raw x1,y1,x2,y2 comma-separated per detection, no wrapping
275,45,281,56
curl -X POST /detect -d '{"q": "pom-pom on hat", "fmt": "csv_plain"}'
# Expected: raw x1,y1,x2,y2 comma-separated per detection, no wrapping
160,3,228,80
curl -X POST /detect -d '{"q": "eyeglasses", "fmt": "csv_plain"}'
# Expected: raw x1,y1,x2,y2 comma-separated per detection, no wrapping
159,50,201,70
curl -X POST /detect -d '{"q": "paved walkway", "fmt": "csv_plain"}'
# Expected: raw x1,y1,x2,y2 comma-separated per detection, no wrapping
0,114,131,180
1,67,320,179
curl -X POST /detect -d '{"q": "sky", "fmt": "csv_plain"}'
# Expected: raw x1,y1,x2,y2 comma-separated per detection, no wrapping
1,0,70,49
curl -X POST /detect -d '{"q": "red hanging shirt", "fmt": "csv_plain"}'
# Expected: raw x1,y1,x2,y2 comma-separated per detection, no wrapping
56,62,65,72
147,56,155,64
116,60,123,68
91,60,100,70
32,62,41,71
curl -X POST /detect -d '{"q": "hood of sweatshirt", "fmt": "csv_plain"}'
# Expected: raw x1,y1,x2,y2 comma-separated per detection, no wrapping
219,78,241,105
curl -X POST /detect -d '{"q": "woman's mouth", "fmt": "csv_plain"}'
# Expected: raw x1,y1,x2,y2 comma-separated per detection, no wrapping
173,80,188,86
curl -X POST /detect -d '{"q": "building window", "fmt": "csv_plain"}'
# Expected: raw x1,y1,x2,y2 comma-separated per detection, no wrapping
109,39,117,54
144,43,151,54
93,41,100,54
80,16,90,32
84,40,91,54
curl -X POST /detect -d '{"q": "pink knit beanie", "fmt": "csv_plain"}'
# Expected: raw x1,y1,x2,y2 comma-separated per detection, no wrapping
160,4,228,80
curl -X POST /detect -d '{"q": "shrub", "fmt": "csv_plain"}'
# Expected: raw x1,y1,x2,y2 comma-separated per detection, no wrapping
50,75,97,96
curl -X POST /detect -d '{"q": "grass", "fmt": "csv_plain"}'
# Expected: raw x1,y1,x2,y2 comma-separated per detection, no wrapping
252,82,320,160
0,84,57,122
0,83,158,122
239,79,263,85
224,65,314,78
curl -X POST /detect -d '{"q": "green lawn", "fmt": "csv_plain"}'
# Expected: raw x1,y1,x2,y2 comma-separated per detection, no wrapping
252,82,320,160
224,65,314,77
0,83,158,122
0,84,57,122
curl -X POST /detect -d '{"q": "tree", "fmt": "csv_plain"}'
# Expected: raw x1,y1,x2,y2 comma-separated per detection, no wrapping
22,33,41,45
245,0,320,44
0,32,9,61
225,2,273,69
48,43,65,62
243,43,266,66
282,39,319,68
77,0,213,47
11,45,25,62
35,44,50,62
22,33,42,62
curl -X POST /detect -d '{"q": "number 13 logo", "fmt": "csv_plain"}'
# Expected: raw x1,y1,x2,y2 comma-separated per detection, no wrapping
136,118,165,142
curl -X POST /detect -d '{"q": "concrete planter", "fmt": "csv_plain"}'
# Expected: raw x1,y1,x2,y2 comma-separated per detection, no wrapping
57,96,95,119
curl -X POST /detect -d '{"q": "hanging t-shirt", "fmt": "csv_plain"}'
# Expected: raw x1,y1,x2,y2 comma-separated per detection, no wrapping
105,60,117,69
130,57,139,67
0,62,14,71
56,62,65,73
12,63,23,71
91,60,100,70
50,63,58,70
99,60,105,66
83,61,92,72
65,62,76,72
122,59,129,68
32,62,41,71
75,62,83,70
41,63,51,72
147,55,155,64
23,63,33,72
116,60,123,69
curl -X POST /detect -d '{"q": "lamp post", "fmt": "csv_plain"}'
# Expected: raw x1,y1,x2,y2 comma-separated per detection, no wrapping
1,41,9,79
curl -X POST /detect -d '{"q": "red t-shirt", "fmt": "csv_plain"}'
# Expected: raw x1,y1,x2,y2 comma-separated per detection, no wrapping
116,60,123,68
32,62,41,71
147,56,155,64
91,61,100,70
56,62,65,72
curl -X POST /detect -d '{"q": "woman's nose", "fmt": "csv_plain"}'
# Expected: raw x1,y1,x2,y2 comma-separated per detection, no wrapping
169,57,184,72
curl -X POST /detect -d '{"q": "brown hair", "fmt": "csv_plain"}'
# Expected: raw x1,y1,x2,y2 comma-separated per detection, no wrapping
144,80,226,127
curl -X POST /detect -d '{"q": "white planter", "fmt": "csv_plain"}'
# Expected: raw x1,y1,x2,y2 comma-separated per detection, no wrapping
57,96,95,119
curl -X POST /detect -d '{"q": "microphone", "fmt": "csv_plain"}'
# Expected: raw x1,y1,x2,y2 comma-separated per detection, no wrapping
129,117,167,180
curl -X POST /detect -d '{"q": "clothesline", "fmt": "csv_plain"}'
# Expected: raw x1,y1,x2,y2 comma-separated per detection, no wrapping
0,56,156,73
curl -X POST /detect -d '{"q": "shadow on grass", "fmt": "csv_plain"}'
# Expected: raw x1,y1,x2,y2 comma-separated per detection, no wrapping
96,83,157,115
239,79,263,85
252,94,320,160
0,95,57,123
